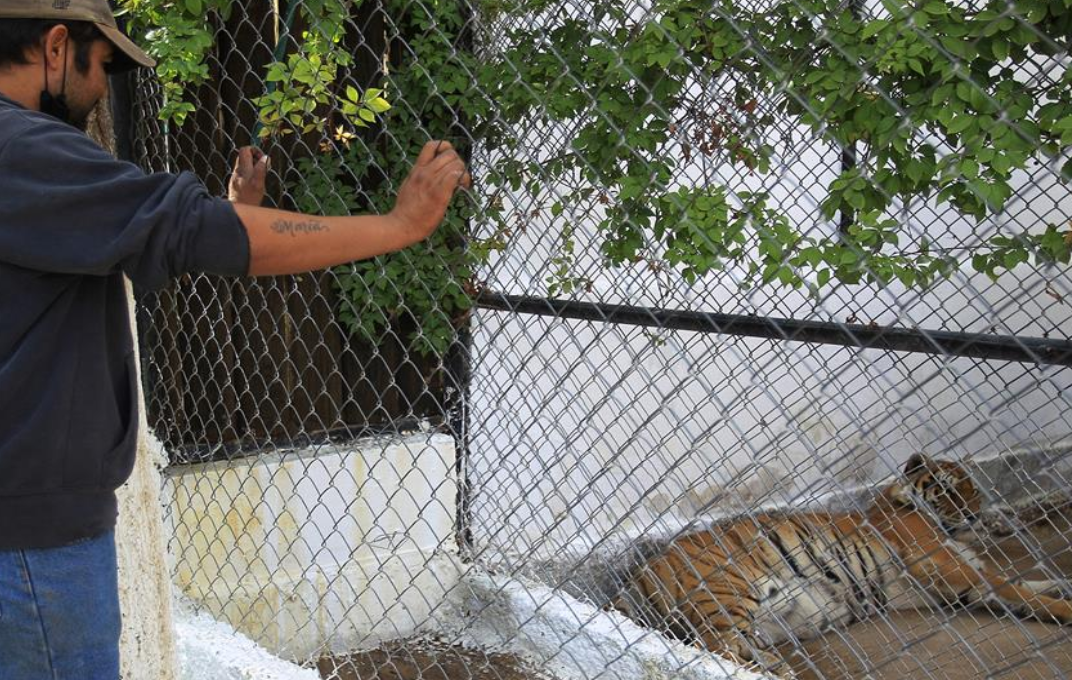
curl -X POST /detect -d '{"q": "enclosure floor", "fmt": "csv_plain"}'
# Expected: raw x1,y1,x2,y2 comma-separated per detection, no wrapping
779,505,1072,680
316,639,553,680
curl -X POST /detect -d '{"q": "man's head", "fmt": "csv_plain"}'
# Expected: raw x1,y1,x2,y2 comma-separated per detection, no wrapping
0,19,98,71
0,0,154,71
0,1,154,130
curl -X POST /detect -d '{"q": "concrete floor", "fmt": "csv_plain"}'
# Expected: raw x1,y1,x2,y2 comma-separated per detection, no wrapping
779,505,1072,680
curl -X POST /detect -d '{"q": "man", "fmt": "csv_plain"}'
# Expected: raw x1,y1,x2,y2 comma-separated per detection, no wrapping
0,1,470,678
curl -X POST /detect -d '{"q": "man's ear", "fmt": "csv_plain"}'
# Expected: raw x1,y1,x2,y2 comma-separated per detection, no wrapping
41,25,70,72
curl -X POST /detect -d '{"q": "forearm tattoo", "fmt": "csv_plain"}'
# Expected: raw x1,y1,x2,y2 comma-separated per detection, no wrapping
270,218,330,237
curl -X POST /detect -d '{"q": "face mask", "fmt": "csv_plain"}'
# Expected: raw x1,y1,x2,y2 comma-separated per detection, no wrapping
39,89,72,126
38,44,80,130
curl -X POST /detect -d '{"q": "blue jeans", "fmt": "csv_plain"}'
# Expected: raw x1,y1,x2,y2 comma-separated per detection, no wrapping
0,531,121,680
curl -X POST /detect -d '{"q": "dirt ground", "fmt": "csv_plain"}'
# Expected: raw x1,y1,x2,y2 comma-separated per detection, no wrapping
779,502,1072,680
316,639,550,680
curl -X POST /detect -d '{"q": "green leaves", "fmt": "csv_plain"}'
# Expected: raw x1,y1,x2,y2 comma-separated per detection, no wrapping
254,51,339,138
822,170,890,219
969,225,1072,281
364,90,392,114
129,0,1072,316
254,33,395,141
339,86,392,130
328,0,489,356
125,0,378,139
475,0,1072,295
655,186,735,280
120,1,220,125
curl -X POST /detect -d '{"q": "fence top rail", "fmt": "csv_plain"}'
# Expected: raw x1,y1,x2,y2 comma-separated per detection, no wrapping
477,292,1072,367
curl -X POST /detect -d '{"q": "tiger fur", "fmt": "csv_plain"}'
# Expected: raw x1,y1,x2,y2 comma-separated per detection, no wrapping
611,454,1072,677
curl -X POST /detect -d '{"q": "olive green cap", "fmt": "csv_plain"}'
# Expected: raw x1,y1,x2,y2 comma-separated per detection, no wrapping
0,0,155,70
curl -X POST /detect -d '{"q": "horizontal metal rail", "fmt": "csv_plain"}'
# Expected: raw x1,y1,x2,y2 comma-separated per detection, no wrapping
165,416,449,465
476,292,1072,367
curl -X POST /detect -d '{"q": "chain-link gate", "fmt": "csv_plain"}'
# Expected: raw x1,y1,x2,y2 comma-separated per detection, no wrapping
119,0,1072,677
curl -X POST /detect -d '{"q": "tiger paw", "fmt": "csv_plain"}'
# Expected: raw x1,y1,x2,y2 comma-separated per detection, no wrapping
722,647,795,679
752,648,797,679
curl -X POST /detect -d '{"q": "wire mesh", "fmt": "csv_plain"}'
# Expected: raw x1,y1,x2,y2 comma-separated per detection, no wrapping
122,0,1072,678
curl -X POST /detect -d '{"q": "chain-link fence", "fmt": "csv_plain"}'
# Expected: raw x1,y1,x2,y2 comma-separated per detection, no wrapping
120,0,1072,677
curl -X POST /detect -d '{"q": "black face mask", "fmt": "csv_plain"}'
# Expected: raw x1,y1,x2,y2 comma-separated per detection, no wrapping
39,48,81,130
39,89,72,125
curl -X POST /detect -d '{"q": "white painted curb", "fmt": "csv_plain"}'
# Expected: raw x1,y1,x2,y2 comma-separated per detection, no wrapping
175,602,321,680
456,571,770,680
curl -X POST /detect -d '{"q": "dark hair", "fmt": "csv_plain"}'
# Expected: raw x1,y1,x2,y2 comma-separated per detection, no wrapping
0,19,104,74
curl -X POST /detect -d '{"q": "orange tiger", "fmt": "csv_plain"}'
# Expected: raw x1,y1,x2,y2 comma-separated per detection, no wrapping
612,454,1071,677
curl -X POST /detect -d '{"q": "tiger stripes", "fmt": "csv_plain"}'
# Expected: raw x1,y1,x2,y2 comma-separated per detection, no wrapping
611,454,1072,677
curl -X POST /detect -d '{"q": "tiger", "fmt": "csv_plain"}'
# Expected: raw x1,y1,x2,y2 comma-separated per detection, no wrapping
611,454,1072,677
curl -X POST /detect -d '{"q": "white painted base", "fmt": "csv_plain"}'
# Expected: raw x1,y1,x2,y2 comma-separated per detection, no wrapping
175,600,321,680
165,432,460,660
452,571,769,680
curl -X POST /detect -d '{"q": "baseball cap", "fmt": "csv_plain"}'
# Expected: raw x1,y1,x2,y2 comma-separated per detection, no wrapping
0,0,156,70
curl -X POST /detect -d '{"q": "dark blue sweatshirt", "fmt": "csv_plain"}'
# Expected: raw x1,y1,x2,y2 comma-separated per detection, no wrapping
0,93,250,549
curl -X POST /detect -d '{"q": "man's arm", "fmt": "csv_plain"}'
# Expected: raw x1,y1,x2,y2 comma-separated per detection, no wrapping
232,140,470,276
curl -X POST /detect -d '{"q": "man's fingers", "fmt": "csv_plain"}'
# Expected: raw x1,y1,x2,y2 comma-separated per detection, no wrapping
448,170,472,193
419,140,458,166
238,146,255,177
419,154,469,197
416,140,442,167
428,148,464,174
435,163,469,194
432,156,465,178
252,153,269,186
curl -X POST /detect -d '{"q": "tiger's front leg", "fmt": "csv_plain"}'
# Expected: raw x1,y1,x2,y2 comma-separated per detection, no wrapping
694,627,795,680
674,600,793,678
909,549,1072,625
1020,579,1072,598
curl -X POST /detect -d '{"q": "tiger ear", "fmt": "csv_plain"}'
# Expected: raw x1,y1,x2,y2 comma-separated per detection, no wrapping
904,453,931,477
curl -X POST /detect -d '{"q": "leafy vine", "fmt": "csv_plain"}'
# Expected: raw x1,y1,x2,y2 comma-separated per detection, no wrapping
122,0,1072,355
476,0,1072,290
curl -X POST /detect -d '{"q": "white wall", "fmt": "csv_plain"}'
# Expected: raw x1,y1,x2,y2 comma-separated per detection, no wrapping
164,433,461,660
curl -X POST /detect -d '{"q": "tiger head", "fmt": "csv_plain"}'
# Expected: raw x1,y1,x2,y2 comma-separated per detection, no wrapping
887,453,983,533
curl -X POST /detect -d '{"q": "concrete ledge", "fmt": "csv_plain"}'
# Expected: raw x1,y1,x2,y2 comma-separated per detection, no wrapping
453,571,768,680
165,432,459,659
175,601,321,680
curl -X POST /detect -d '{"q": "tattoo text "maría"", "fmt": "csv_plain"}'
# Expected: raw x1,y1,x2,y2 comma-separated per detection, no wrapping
270,219,330,237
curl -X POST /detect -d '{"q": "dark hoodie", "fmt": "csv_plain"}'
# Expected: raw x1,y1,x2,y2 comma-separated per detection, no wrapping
0,92,250,549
